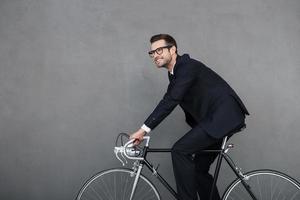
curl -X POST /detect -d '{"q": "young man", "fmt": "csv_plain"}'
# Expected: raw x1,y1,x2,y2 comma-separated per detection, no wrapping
130,34,249,200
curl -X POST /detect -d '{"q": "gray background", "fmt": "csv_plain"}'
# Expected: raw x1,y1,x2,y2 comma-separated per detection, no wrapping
0,0,299,199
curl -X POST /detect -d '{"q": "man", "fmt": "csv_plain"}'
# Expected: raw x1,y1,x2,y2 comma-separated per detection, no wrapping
130,34,249,200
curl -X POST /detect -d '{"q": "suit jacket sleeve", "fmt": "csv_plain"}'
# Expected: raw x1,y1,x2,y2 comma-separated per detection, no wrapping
144,64,196,130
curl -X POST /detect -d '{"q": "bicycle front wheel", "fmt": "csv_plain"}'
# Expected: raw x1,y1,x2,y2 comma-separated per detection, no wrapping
222,169,300,200
76,168,160,200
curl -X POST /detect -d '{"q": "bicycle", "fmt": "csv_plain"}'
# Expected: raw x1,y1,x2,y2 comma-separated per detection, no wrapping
76,130,300,200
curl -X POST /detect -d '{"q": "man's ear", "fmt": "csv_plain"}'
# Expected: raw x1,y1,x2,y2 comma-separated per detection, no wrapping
170,46,177,55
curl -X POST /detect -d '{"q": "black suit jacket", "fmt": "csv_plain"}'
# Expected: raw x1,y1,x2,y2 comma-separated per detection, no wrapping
144,54,249,138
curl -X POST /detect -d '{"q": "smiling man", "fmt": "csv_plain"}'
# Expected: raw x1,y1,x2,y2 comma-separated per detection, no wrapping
130,34,249,200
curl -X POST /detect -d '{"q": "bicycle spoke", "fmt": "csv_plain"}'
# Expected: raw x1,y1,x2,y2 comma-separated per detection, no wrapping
223,170,300,200
76,169,160,200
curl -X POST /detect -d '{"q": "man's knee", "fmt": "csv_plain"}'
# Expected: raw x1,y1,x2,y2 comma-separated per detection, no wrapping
171,142,181,157
171,141,192,160
171,140,185,153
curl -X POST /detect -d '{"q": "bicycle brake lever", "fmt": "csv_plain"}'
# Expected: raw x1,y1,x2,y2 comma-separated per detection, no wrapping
114,147,126,166
120,151,128,165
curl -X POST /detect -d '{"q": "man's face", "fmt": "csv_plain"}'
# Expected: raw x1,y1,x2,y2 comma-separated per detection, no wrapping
149,39,173,68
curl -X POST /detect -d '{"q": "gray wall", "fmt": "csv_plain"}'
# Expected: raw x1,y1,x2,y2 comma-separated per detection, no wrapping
0,0,299,199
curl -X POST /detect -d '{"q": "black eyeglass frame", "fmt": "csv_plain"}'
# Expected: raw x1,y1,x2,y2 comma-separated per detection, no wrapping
148,45,173,57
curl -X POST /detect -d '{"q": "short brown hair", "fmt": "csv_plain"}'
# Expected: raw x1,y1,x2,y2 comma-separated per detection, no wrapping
150,34,177,53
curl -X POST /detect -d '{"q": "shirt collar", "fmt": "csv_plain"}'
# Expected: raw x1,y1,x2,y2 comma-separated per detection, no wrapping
170,67,174,75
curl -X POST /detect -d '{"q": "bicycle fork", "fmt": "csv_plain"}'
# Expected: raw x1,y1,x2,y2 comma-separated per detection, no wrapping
129,162,143,200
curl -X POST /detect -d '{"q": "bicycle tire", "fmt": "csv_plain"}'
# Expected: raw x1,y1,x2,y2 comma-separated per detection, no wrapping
76,168,161,200
222,169,300,200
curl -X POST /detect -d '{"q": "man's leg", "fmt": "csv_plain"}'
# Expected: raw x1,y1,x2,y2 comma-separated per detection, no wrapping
171,126,222,200
194,142,222,200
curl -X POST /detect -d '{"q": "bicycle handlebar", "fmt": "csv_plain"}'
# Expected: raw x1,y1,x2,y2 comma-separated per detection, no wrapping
114,135,150,165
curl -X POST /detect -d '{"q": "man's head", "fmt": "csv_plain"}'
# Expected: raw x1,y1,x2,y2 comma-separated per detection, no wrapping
148,34,177,69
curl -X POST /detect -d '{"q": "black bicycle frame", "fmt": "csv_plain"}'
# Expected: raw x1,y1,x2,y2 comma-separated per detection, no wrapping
138,145,258,200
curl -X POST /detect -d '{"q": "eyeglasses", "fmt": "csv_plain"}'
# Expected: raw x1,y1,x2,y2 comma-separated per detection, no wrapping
148,45,173,58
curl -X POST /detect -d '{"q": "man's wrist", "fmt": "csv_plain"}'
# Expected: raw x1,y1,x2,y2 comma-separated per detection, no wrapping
141,124,151,134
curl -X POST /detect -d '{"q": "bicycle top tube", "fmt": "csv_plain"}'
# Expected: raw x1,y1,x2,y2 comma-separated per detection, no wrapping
146,136,229,153
114,135,232,165
115,123,245,160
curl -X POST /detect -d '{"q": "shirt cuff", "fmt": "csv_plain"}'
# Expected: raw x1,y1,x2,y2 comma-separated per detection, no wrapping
141,124,151,133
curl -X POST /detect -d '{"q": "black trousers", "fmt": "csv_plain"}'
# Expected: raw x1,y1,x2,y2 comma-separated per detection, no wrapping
171,125,223,200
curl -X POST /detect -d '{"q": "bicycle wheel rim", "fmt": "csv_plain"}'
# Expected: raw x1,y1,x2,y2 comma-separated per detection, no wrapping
223,169,300,200
76,168,160,200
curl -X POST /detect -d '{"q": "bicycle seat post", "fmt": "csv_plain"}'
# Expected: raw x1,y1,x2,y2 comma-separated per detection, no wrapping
209,136,228,200
221,136,228,150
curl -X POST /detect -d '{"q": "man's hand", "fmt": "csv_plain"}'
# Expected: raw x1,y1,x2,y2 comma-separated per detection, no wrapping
130,128,146,145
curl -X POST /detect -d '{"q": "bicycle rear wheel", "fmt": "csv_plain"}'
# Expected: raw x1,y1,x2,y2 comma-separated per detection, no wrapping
222,169,300,200
76,168,160,200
